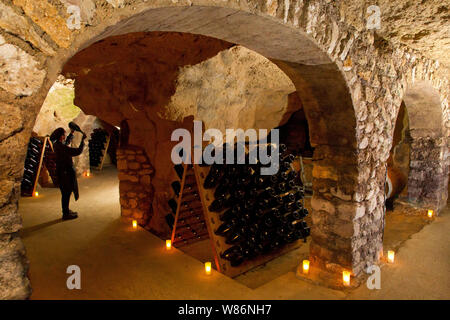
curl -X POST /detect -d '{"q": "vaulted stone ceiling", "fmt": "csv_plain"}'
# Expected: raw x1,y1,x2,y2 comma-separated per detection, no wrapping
339,0,450,71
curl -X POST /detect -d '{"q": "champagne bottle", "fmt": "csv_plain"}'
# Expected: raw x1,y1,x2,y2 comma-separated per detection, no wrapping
165,214,175,228
221,245,242,260
219,208,235,222
204,165,222,189
215,219,237,236
171,181,181,196
168,199,177,214
225,227,245,245
174,164,184,179
230,254,245,267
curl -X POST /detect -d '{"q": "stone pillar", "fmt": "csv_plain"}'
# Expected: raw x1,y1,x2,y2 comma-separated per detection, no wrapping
117,146,154,227
308,145,384,285
0,130,32,299
408,135,448,211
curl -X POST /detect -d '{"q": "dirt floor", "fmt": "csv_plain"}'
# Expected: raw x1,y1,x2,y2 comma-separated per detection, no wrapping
19,166,450,299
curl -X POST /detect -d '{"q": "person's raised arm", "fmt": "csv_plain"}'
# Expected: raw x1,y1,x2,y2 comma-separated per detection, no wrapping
63,133,87,157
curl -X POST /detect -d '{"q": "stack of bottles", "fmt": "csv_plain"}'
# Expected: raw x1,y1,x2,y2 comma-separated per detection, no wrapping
166,164,209,247
205,142,310,267
21,137,44,196
89,129,108,168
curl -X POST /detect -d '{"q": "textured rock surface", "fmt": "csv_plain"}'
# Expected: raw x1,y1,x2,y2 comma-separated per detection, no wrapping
164,45,296,131
0,34,46,96
339,0,450,71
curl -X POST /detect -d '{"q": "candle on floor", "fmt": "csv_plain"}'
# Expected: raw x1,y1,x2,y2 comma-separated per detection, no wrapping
166,240,172,250
342,271,351,286
427,209,434,218
34,191,39,197
132,220,137,229
205,262,212,275
302,260,310,274
387,250,395,263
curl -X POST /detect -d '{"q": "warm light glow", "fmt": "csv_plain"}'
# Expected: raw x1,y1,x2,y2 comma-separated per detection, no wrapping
205,262,212,275
427,209,434,218
34,191,39,197
302,260,310,274
132,220,137,229
84,171,91,177
387,250,395,263
166,240,172,250
343,271,351,286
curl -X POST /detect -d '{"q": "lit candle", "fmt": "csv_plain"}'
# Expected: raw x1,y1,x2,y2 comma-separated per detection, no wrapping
427,210,433,218
342,271,351,286
86,171,90,177
166,240,172,250
34,191,39,197
132,220,137,229
302,260,310,274
205,262,212,275
387,250,395,263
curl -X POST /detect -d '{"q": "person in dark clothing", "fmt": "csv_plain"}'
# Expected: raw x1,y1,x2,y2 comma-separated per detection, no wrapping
50,127,87,220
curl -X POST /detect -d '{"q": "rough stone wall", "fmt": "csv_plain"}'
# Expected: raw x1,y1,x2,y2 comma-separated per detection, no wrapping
0,0,448,298
116,146,154,229
408,135,448,210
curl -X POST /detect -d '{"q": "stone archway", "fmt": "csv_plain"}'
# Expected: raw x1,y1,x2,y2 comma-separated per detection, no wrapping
402,81,448,211
5,1,446,298
55,6,364,282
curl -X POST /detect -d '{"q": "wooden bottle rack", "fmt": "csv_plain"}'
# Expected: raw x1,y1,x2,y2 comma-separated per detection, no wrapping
21,136,49,197
91,134,110,171
171,163,304,278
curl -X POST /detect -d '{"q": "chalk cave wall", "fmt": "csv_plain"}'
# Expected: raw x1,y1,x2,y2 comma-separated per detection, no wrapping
63,32,300,236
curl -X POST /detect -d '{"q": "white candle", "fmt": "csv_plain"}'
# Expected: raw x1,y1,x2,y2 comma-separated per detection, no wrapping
205,262,212,275
302,260,310,274
387,250,395,263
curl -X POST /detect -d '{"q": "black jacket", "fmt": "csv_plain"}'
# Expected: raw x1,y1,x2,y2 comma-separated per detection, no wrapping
53,133,85,200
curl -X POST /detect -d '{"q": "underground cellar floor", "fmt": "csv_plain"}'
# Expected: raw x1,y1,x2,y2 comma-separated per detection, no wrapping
19,167,450,299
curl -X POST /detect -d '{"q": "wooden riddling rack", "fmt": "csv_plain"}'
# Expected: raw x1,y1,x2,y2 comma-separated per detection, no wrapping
39,139,59,188
89,129,111,171
170,164,210,248
170,148,306,278
21,136,49,197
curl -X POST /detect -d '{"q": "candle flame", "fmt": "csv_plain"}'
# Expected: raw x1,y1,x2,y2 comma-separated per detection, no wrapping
387,250,395,263
205,262,212,275
343,271,351,286
302,260,310,274
166,240,172,250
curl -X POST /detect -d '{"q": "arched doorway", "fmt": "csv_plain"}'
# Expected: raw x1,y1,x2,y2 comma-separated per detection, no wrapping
390,81,448,211
1,4,378,298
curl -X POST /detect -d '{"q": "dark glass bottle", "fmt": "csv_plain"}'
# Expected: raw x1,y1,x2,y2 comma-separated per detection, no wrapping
204,164,223,189
174,164,184,179
168,199,177,214
219,208,235,222
221,245,242,260
171,181,181,196
215,218,238,236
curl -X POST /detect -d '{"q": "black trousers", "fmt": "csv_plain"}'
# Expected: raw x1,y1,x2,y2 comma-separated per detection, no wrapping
59,187,71,215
